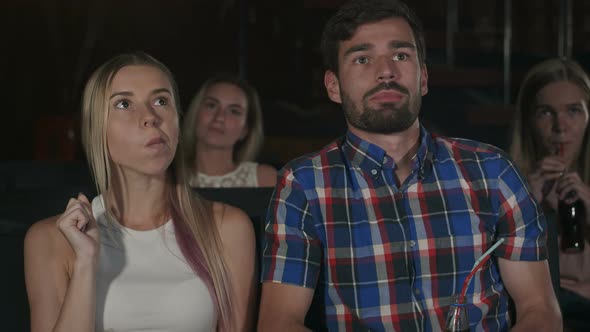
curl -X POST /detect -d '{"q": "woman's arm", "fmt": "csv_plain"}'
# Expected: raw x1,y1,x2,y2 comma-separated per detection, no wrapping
214,202,258,331
257,164,278,188
25,194,99,332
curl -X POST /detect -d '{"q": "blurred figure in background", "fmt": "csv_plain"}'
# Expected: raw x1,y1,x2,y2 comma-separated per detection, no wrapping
24,52,257,332
510,57,590,331
182,75,277,188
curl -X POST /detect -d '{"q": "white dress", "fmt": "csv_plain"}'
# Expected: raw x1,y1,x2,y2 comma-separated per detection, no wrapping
93,196,216,332
189,161,259,187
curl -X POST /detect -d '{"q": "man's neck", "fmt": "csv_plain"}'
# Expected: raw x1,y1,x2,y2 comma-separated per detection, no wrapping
348,120,421,186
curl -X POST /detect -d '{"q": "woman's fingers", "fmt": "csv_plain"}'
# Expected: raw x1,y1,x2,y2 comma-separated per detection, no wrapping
76,193,94,231
76,193,100,242
56,194,100,259
536,156,566,171
556,173,590,204
58,200,91,229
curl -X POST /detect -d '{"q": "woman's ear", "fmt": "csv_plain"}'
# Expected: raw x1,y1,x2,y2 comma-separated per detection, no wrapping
324,70,342,104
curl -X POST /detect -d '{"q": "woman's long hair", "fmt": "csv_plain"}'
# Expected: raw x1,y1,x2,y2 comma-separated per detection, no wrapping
81,52,234,329
509,58,590,183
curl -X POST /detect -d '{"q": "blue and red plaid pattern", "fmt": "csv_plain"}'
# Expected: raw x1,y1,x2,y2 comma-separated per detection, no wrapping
262,126,547,332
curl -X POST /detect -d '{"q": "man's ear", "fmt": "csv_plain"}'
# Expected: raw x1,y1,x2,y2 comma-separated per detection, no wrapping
324,70,342,103
420,65,429,96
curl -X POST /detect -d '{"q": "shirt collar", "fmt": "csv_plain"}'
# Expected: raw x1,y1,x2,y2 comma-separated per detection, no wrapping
342,125,435,178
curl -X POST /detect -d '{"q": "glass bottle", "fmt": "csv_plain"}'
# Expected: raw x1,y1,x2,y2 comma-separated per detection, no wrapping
444,295,469,332
559,198,585,253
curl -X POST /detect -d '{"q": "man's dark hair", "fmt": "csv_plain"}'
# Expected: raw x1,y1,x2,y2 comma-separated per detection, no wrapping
320,0,426,74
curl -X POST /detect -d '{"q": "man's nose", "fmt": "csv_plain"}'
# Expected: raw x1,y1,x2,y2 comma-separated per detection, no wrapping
376,57,398,82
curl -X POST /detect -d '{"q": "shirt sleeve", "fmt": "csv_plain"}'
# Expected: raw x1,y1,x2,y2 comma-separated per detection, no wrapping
261,166,322,288
494,156,547,261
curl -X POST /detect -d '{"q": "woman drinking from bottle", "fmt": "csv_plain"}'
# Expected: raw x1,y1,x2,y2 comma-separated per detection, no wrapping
509,57,590,330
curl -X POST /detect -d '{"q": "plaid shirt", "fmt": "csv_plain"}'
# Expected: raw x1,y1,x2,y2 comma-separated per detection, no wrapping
262,126,547,332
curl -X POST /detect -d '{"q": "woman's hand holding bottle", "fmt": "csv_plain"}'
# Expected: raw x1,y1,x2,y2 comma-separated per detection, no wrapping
555,171,590,216
528,156,567,208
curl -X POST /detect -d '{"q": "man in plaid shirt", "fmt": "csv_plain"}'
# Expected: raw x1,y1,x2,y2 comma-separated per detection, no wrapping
258,0,561,331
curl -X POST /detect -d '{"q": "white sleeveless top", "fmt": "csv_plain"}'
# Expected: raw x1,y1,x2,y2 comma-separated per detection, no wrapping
93,196,216,332
189,161,259,188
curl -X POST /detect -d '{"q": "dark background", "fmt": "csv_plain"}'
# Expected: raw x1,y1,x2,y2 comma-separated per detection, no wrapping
2,0,590,166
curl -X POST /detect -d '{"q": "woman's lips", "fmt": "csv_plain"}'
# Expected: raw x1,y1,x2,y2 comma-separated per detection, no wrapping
145,136,165,147
207,126,225,135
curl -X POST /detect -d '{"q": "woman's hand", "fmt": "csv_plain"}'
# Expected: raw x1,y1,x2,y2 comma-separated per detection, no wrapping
556,171,590,218
528,156,566,205
56,193,100,265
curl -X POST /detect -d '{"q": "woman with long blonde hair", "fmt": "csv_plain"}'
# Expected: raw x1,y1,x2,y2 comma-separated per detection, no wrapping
24,52,257,331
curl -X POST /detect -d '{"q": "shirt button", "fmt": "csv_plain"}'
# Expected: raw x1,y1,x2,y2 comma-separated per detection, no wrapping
409,240,416,247
371,169,378,176
415,288,421,295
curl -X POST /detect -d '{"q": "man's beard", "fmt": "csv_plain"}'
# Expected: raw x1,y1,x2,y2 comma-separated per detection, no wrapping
342,81,421,134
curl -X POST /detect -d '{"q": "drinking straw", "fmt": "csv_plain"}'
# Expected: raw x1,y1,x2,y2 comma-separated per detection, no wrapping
459,238,505,303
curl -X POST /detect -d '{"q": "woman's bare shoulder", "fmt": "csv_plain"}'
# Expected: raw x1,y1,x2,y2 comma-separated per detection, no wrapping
25,215,73,264
211,202,254,239
256,163,278,188
25,215,61,242
212,202,250,225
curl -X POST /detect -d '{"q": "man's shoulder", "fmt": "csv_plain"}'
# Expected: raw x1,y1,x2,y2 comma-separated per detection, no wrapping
280,136,345,173
433,135,509,160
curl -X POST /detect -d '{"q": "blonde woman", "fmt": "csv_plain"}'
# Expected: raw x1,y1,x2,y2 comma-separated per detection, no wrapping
182,75,277,188
510,57,590,329
24,52,257,332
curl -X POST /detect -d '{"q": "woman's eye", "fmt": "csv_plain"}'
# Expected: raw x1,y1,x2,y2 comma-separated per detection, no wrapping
115,100,130,109
535,108,553,118
203,102,216,110
154,97,168,106
568,107,582,114
354,56,369,65
229,108,244,115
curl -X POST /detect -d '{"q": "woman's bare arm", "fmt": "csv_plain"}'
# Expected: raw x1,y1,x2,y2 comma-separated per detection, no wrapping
214,202,258,331
25,194,99,332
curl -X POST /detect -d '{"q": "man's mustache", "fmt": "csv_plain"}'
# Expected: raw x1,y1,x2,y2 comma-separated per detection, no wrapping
363,81,409,101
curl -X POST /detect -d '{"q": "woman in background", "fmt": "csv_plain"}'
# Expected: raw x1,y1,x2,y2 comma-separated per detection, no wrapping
510,57,590,331
24,52,257,332
182,75,277,188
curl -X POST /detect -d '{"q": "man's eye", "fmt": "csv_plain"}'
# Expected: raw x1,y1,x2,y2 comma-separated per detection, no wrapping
354,56,369,65
568,107,582,114
154,97,168,106
115,100,130,109
393,53,408,61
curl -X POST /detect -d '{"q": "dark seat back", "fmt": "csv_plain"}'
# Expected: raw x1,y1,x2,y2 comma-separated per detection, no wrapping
0,161,96,332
